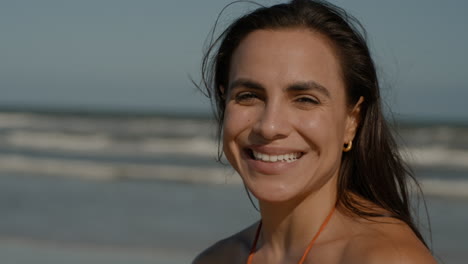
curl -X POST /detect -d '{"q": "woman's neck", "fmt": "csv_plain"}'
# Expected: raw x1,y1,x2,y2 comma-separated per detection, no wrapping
257,177,338,260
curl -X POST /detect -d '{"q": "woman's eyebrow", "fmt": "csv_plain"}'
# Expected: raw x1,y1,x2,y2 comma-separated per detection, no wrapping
228,78,330,98
286,81,331,98
228,78,264,91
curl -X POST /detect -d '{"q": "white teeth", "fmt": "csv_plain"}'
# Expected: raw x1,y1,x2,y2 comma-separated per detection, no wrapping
252,150,301,163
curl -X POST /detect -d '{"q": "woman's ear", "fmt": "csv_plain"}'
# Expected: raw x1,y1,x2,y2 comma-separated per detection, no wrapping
344,96,364,143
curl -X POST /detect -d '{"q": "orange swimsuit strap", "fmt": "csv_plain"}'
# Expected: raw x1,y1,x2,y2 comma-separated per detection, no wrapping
246,206,336,264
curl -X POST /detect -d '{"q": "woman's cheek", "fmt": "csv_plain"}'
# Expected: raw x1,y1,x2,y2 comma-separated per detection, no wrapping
296,111,335,150
224,106,254,134
223,106,247,145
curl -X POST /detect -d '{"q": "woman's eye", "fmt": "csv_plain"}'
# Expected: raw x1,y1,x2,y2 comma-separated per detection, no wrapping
296,96,319,105
235,92,259,103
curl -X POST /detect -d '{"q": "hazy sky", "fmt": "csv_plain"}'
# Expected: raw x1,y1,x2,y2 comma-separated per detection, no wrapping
1,0,467,121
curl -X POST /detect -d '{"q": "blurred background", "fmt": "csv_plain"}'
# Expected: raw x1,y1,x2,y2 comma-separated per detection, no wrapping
0,0,467,263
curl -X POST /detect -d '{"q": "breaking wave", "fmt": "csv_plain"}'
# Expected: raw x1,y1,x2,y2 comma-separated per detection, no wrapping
0,111,467,198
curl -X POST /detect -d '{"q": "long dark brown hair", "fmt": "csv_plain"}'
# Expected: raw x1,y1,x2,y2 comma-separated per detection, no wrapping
197,0,429,248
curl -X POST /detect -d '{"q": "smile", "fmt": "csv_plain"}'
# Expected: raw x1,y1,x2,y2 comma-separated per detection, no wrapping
248,149,304,163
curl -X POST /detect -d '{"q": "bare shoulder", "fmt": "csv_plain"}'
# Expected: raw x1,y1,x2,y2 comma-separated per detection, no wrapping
341,217,437,264
192,222,258,264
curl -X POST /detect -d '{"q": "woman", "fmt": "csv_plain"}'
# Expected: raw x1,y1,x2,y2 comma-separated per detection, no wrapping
194,0,437,263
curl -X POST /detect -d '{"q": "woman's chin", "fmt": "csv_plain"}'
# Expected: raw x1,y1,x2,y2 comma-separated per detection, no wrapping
245,179,302,204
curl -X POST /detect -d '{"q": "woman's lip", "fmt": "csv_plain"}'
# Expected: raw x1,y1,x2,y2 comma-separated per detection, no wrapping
246,145,305,155
241,147,304,175
243,152,301,175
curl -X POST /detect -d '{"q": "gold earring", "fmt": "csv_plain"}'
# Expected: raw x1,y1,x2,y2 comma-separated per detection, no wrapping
343,141,352,152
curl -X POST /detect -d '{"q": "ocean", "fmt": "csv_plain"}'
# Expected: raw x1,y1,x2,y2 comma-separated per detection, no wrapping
0,110,466,263
1,110,467,190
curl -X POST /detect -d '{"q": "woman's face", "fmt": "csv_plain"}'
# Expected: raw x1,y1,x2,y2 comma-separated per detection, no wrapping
222,29,360,202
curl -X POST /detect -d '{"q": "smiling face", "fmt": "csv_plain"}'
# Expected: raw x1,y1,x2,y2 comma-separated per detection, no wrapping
222,29,361,203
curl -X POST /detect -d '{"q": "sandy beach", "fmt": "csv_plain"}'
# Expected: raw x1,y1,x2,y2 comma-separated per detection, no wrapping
0,173,465,264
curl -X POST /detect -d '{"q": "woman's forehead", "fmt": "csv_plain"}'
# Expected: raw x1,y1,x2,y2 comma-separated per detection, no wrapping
228,29,345,95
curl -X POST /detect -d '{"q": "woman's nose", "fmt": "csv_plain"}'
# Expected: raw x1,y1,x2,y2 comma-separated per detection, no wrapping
252,102,292,141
